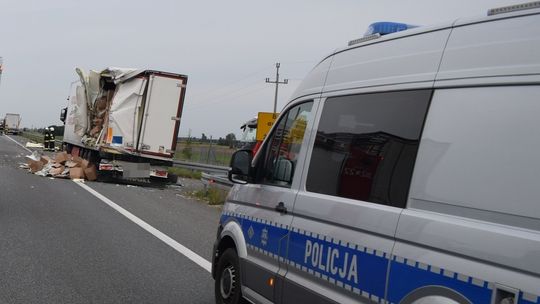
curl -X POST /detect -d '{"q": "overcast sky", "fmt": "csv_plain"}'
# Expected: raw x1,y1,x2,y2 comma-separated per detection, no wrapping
0,0,528,138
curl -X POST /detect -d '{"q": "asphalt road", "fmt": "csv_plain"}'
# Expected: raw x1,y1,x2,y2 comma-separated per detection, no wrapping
0,135,221,304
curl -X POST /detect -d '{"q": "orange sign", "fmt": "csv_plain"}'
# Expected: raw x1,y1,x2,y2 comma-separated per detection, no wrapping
256,112,278,141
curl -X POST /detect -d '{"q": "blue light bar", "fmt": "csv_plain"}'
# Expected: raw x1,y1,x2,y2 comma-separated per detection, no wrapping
365,22,417,36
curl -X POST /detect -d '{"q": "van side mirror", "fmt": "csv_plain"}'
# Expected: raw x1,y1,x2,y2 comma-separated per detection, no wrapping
60,107,67,124
228,149,253,184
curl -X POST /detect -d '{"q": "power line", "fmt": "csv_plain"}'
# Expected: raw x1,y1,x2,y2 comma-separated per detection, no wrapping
188,78,262,106
187,61,313,108
188,64,274,101
186,83,269,111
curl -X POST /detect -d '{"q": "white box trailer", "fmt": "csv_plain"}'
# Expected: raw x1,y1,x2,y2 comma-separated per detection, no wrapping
62,67,187,181
4,113,21,135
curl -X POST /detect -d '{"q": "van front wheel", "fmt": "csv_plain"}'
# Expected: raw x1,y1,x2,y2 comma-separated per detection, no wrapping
215,248,244,304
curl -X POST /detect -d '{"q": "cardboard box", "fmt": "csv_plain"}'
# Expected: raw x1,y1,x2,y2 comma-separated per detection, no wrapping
84,165,97,181
55,152,69,164
50,165,65,176
71,156,84,166
65,160,79,168
40,156,50,165
69,167,85,179
81,159,90,170
28,160,44,173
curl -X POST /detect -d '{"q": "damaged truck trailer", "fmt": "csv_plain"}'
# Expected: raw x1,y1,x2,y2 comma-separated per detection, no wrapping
60,67,187,183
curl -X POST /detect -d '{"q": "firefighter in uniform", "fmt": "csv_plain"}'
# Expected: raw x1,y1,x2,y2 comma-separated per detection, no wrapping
49,127,55,151
44,127,50,150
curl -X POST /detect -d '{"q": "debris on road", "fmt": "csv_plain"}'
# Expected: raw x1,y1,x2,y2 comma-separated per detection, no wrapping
25,142,45,149
25,151,40,162
21,151,97,181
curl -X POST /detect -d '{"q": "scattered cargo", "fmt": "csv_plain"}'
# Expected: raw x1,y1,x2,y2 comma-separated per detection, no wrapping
22,151,97,180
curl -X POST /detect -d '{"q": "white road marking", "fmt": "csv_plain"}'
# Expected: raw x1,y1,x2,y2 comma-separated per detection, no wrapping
4,135,32,153
74,181,213,273
5,135,212,272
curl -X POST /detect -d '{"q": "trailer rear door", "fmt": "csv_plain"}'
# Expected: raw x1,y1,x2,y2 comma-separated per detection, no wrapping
137,74,185,157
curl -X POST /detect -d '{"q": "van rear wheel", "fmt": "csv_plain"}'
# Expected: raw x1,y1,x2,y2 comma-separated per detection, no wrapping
215,248,244,304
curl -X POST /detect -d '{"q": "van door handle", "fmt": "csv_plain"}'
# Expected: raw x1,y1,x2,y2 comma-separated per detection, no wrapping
275,202,288,214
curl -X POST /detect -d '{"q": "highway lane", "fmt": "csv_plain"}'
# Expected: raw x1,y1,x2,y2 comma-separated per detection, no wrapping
0,135,221,304
86,181,219,262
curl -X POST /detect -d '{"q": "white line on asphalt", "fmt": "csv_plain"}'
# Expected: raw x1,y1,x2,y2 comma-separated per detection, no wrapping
4,135,32,153
74,181,213,273
4,136,212,272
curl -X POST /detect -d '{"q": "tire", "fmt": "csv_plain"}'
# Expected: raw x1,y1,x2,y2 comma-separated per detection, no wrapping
215,248,244,304
167,173,178,184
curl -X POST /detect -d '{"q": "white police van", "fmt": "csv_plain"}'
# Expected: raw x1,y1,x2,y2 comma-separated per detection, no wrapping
212,2,540,304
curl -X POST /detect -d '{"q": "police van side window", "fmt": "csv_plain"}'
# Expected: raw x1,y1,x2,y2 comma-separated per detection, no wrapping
306,90,431,208
261,102,314,187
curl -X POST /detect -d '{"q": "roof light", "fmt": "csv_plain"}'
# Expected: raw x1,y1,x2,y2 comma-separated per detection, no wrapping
348,33,381,46
488,1,540,16
364,22,417,36
348,21,417,47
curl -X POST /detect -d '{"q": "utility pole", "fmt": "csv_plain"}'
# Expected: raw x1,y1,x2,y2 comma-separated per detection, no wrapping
265,63,288,114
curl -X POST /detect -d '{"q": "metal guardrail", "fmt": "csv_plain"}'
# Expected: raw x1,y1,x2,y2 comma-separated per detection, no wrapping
171,160,233,188
172,160,230,174
201,172,234,189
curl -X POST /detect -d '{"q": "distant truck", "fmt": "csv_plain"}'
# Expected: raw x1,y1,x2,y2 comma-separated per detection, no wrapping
4,113,21,135
238,112,278,154
61,67,188,182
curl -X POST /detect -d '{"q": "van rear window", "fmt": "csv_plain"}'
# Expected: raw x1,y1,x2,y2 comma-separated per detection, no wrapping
306,90,431,208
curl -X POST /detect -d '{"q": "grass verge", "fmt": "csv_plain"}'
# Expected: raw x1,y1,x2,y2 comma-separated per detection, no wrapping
20,131,64,143
194,187,227,205
168,167,202,179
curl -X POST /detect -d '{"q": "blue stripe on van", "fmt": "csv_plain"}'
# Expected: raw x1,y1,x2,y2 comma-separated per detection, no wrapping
287,229,388,299
220,212,540,304
520,295,540,304
241,215,289,258
388,260,540,304
221,212,388,300
387,259,491,303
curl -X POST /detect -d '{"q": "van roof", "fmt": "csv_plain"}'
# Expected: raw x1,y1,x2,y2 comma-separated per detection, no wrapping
336,5,540,57
289,4,540,103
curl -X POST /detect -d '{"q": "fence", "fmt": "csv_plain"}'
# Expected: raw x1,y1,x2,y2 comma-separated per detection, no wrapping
18,133,235,167
175,141,235,166
20,131,63,145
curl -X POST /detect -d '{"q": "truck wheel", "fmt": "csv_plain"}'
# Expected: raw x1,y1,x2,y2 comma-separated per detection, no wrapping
167,173,178,184
215,248,244,304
